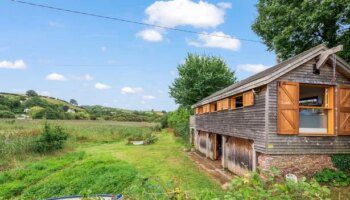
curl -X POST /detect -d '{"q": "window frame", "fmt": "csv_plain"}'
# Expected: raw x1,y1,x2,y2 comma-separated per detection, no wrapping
298,83,335,135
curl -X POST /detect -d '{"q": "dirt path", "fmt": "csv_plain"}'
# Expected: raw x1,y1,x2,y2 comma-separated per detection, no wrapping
188,152,235,187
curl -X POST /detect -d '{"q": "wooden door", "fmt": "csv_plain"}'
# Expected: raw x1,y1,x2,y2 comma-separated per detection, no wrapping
211,134,217,160
278,82,299,134
338,86,350,135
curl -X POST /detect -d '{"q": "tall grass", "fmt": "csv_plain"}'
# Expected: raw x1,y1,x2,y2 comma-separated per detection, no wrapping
0,119,158,170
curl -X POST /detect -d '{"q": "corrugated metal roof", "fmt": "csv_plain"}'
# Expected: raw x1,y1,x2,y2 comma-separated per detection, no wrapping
192,44,328,107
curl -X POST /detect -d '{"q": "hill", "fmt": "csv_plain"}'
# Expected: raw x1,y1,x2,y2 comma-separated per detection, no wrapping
0,92,165,122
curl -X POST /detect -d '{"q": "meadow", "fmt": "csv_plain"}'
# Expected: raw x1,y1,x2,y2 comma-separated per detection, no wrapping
0,119,222,199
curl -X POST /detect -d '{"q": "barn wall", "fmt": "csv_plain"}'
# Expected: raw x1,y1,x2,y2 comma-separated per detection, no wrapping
267,59,350,154
195,88,267,153
223,136,253,176
196,131,208,156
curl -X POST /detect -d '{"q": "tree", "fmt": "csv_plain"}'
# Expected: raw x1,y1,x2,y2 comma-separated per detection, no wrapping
252,0,350,62
169,54,236,108
26,90,38,97
70,99,78,106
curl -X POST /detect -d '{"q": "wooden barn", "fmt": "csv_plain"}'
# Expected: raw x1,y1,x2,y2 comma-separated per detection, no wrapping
191,44,350,176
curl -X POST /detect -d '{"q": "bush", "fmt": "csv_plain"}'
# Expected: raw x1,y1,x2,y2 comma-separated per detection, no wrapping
332,154,350,172
35,123,68,153
314,168,350,186
224,169,330,200
0,111,15,119
29,106,45,119
167,107,190,141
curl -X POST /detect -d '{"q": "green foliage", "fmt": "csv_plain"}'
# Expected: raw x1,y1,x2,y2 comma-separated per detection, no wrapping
83,105,163,122
0,111,15,119
70,99,78,106
169,54,236,108
224,169,330,200
314,169,350,187
29,106,45,119
252,0,350,62
26,90,38,97
167,107,190,141
332,154,350,172
35,123,68,153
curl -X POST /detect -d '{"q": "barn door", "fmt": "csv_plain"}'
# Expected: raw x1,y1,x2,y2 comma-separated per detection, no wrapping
278,82,299,134
338,86,350,135
211,134,217,160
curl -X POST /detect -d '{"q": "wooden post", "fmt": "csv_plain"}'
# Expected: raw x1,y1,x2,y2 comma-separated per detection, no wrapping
222,135,227,168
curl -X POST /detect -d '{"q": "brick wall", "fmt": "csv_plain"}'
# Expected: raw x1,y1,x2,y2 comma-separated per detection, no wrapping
258,154,334,177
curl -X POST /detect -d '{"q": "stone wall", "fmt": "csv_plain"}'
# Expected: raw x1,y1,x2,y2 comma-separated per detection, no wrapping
258,154,334,177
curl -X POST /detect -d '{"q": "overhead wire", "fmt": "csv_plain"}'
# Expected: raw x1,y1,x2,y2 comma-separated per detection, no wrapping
9,0,263,44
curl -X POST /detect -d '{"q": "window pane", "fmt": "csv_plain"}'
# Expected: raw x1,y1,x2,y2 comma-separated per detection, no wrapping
299,85,325,107
235,96,243,108
299,109,328,133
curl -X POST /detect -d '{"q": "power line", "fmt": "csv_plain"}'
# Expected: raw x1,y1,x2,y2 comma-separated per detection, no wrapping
9,0,262,43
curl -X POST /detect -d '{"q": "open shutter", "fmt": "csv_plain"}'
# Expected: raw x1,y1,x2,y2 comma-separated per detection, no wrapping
243,91,254,107
338,86,350,135
278,82,299,134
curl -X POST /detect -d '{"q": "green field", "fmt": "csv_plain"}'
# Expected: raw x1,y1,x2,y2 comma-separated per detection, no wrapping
0,120,222,199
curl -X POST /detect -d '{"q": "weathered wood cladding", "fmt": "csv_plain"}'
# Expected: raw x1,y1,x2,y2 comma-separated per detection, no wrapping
195,87,267,152
267,59,350,154
224,137,253,175
196,131,207,155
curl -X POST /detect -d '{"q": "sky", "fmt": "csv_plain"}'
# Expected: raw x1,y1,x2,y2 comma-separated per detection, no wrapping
0,0,276,111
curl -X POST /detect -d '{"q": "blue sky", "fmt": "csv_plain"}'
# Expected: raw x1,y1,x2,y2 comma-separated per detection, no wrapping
0,0,275,111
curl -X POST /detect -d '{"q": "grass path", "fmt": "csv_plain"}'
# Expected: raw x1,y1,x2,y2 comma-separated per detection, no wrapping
80,130,223,196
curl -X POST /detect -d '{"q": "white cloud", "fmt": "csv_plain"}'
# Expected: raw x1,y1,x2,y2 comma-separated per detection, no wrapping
217,2,232,9
94,83,111,90
121,87,143,94
137,29,163,42
101,46,107,52
142,95,155,100
70,74,94,81
237,64,270,74
144,0,229,28
46,73,67,81
188,31,241,51
0,60,26,69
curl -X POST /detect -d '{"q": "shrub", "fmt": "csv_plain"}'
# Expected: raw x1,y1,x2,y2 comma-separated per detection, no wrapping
0,111,15,119
224,169,330,200
35,123,68,153
332,154,350,172
29,106,45,119
314,168,350,186
167,107,190,141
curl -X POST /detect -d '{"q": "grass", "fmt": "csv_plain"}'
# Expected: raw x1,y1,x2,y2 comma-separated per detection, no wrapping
0,120,222,199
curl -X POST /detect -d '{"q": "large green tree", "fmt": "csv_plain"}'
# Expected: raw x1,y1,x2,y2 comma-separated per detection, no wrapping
169,54,237,108
252,0,350,62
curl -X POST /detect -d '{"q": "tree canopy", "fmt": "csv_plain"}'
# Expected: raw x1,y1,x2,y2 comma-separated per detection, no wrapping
26,90,38,97
70,99,78,106
252,0,350,62
169,54,237,108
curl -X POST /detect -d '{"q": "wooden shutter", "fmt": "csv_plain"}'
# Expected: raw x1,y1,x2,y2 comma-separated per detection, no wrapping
243,91,254,107
195,108,199,115
217,100,222,111
230,97,236,109
222,98,229,110
278,82,299,134
338,86,350,135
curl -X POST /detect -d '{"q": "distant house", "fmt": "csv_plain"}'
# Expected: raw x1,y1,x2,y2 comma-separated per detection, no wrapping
191,44,350,177
67,109,76,113
17,114,29,120
24,108,29,113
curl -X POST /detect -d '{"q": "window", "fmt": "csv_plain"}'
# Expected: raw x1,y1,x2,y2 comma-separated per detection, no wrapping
299,84,334,134
278,82,334,135
235,96,243,108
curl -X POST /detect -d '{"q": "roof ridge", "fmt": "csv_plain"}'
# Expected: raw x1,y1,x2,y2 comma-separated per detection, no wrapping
193,44,328,107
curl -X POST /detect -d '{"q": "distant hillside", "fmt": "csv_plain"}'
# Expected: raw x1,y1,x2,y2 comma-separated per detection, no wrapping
0,92,165,122
82,105,164,122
